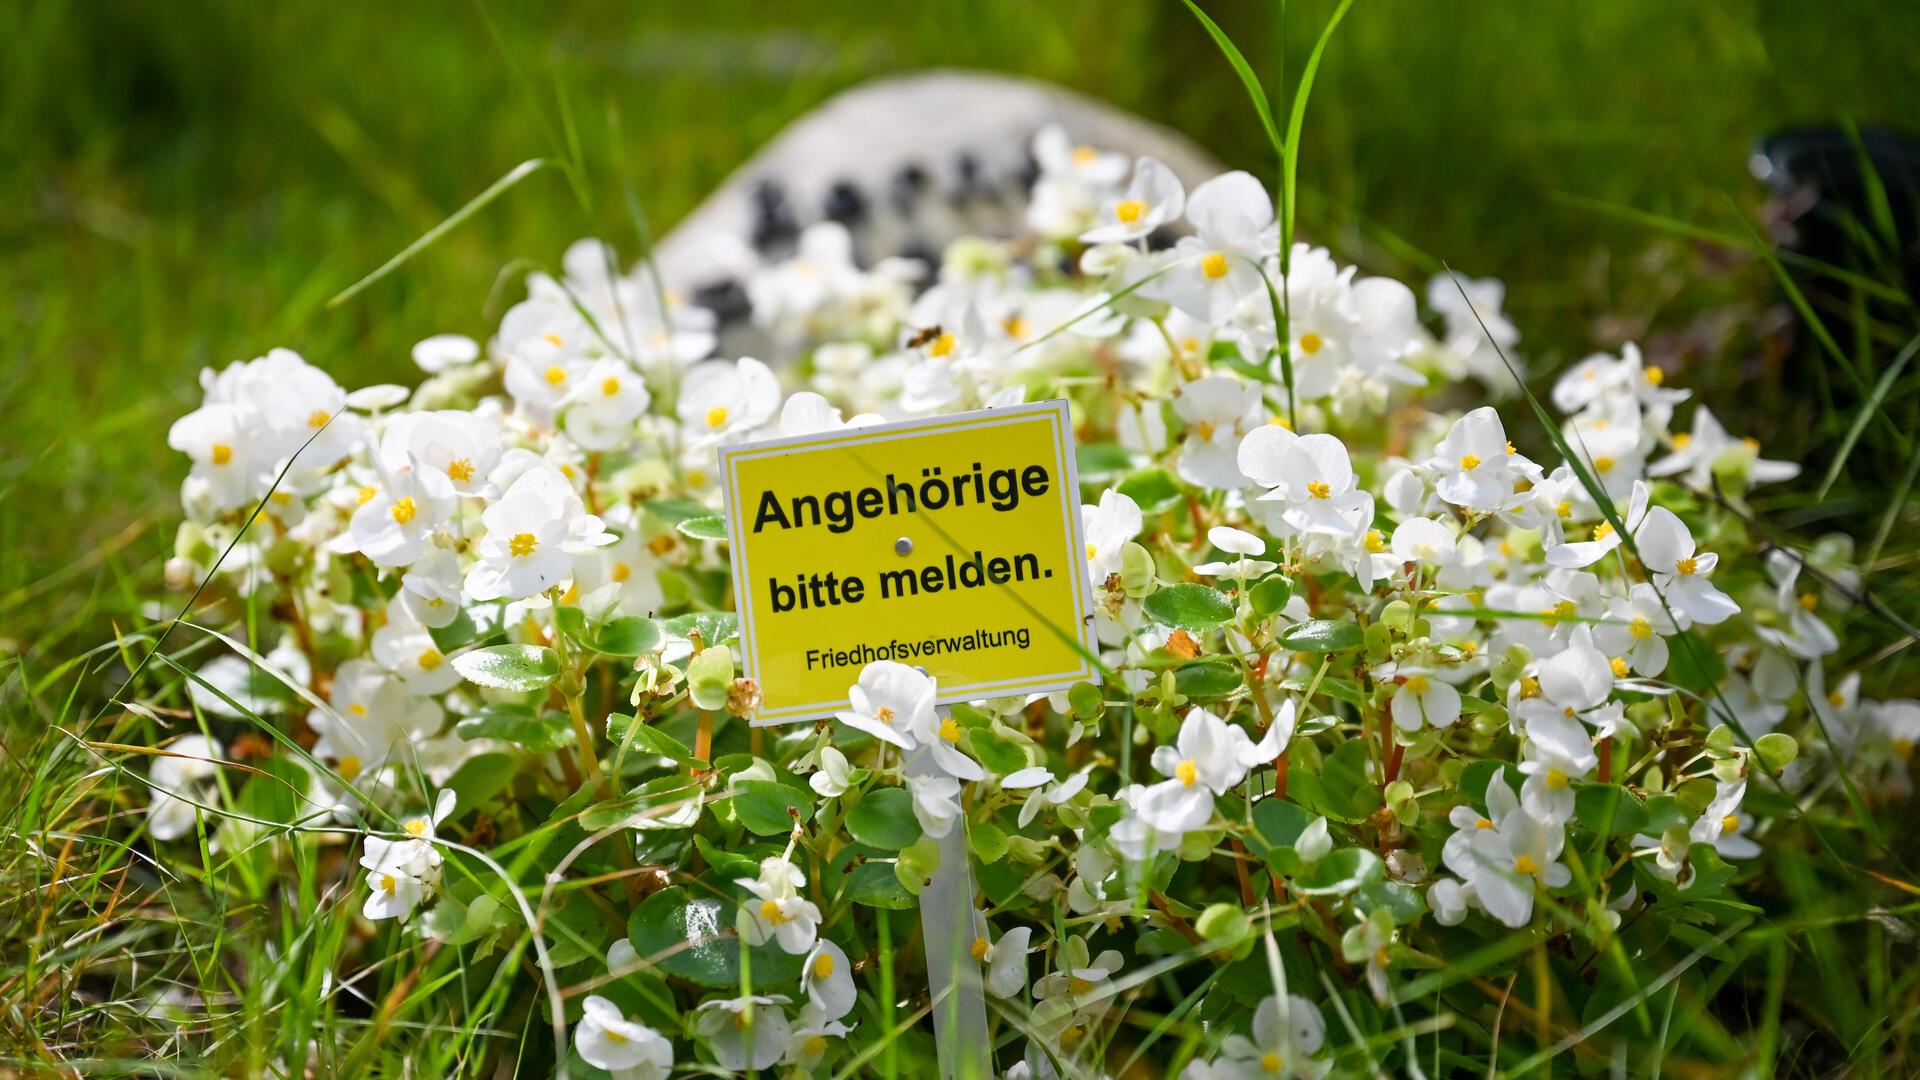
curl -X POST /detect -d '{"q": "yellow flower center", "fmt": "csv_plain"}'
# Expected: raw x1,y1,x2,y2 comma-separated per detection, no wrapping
1299,331,1324,355
1003,314,1028,339
1115,199,1146,223
804,1035,828,1057
1720,814,1739,835
1307,481,1331,500
1514,854,1540,875
508,532,537,558
929,332,957,358
759,899,787,925
211,443,233,466
1261,1051,1286,1074
605,1029,629,1045
380,873,398,896
1593,455,1616,474
1175,758,1199,786
940,718,962,743
1506,440,1518,456
1611,657,1630,677
1365,529,1385,553
1060,1024,1085,1050
874,706,896,726
1592,521,1614,541
338,755,362,780
1675,557,1698,576
1545,768,1569,790
611,561,631,583
1268,414,1292,429
1829,690,1847,708
1519,676,1541,699
1404,675,1430,695
357,485,378,505
544,364,567,385
1629,616,1652,640
348,703,368,717
1475,817,1493,830
705,405,730,429
1068,977,1096,996
390,496,417,525
542,332,564,347
1556,500,1573,519
404,817,428,837
971,936,990,962
1201,252,1230,279
1799,592,1818,611
1460,454,1481,471
1072,146,1097,165
815,952,836,978
308,409,331,429
1085,543,1099,561
601,376,621,396
446,457,474,482
1645,365,1665,385
418,647,443,671
1672,432,1693,449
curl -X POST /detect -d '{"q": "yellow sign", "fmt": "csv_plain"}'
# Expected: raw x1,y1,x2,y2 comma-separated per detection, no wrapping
719,400,1097,723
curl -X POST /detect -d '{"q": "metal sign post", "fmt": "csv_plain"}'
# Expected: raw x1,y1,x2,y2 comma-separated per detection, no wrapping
905,727,990,1080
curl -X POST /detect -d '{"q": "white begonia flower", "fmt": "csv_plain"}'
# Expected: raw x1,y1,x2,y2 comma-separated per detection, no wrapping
370,596,460,696
908,774,963,839
1595,582,1680,676
801,939,855,1021
694,993,791,1073
575,995,673,1080
360,859,429,922
560,357,651,451
1239,425,1373,538
1754,549,1841,660
1428,876,1475,926
358,790,456,922
1082,489,1143,589
146,734,223,842
411,333,478,373
1467,805,1570,928
1219,993,1330,1080
736,857,821,955
1173,376,1267,489
1390,517,1458,567
1443,778,1518,880
1194,524,1279,580
1429,407,1537,515
678,356,781,445
809,746,854,798
785,1005,855,1070
571,529,665,621
1135,707,1259,834
1293,816,1333,863
1691,779,1760,859
1634,506,1739,625
503,338,587,425
1080,155,1185,244
1428,272,1521,385
379,410,504,498
349,453,456,568
1545,479,1649,569
1516,734,1592,827
1033,125,1130,186
315,659,444,781
398,547,464,629
1649,406,1799,490
1002,765,1093,828
1148,171,1276,323
971,912,1035,999
464,465,615,602
167,402,261,511
777,391,883,436
835,660,936,751
1389,668,1462,732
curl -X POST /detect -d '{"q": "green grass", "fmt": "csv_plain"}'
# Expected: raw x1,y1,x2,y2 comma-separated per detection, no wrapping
5,1,1920,1075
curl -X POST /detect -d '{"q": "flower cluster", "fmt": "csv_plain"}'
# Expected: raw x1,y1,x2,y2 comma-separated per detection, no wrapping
143,124,1916,1077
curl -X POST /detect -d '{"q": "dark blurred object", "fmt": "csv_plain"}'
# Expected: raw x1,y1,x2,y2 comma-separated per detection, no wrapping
1753,125,1920,304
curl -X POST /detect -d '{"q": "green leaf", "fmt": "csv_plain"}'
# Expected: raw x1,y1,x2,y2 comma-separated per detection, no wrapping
445,752,519,810
451,644,561,692
1077,442,1134,482
1143,583,1235,631
1251,798,1316,853
1294,847,1382,896
643,498,713,526
968,725,1033,777
1068,681,1104,720
731,780,814,836
686,644,734,711
582,774,704,831
845,788,922,850
593,616,662,657
455,705,574,753
832,844,917,910
1117,468,1184,514
661,611,739,650
1664,631,1727,694
1275,619,1364,653
606,713,693,762
1354,878,1425,922
676,515,728,541
427,606,479,652
970,821,1010,864
1574,783,1649,837
626,886,802,988
1250,574,1294,620
1174,660,1242,702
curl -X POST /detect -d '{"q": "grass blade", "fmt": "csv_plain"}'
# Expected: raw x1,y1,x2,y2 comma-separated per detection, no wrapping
1818,331,1920,499
1179,0,1285,161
